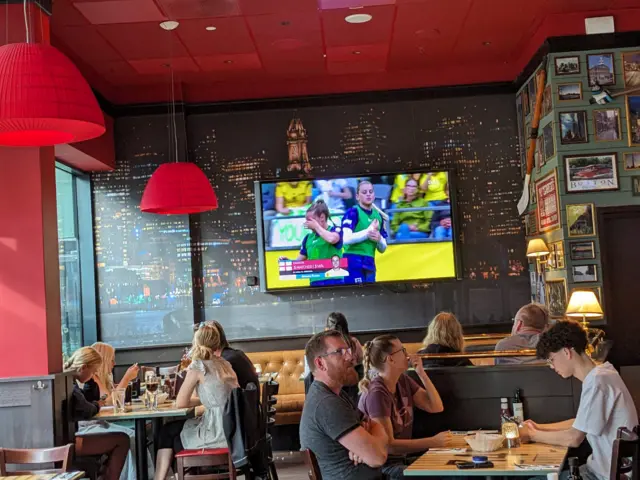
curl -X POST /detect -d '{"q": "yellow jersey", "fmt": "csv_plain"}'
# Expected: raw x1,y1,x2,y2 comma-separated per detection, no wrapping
275,181,312,208
423,172,448,202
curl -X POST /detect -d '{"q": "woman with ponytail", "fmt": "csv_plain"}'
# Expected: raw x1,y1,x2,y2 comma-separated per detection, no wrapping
65,347,130,480
357,336,452,479
154,322,238,480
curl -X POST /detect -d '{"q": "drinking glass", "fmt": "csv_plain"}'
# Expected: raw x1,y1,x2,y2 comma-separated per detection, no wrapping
146,375,160,411
113,388,127,413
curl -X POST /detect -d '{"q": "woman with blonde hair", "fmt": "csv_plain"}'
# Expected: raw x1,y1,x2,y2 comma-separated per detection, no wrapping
418,312,472,367
78,342,149,480
154,322,238,480
357,335,451,479
65,347,129,480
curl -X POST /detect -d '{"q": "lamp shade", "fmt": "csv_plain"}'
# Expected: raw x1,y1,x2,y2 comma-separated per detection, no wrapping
0,43,105,146
140,163,218,214
526,238,550,257
566,291,604,318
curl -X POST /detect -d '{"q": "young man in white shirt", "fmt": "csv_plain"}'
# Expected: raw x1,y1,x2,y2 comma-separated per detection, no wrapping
521,321,638,480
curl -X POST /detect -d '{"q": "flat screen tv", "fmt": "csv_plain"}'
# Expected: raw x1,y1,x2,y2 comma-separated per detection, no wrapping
255,171,460,291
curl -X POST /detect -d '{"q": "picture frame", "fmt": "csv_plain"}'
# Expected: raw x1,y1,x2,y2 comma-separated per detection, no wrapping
558,83,582,101
523,89,530,117
536,170,561,233
525,210,538,236
529,176,537,204
554,241,565,269
566,203,596,238
570,241,596,261
626,96,640,146
587,53,615,87
632,176,640,197
542,84,552,116
572,264,598,283
528,77,537,113
564,153,619,193
535,135,544,172
542,123,555,161
593,108,622,142
555,56,581,76
623,152,640,170
622,51,640,88
559,111,588,144
546,279,568,319
547,246,557,269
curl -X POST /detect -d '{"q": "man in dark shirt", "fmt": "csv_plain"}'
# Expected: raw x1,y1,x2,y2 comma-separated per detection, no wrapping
213,321,260,389
300,330,388,480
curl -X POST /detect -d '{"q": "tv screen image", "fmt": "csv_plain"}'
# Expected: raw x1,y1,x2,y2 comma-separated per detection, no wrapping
257,172,458,290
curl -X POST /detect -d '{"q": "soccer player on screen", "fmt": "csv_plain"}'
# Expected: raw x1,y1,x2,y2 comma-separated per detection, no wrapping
280,200,345,287
341,181,388,284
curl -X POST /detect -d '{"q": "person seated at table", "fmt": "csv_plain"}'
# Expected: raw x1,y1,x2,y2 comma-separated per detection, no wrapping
390,178,430,240
211,320,259,389
304,312,363,404
418,313,473,368
301,330,389,480
65,346,130,480
80,342,149,480
495,303,549,365
358,335,453,479
521,320,638,480
154,322,238,480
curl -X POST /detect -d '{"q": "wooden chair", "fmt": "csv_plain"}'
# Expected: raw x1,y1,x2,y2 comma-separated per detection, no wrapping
611,425,640,480
0,444,73,475
175,448,236,480
140,366,158,381
158,365,179,377
302,449,321,480
261,380,279,480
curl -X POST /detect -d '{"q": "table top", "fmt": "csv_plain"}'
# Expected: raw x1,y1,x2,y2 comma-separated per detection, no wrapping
404,443,568,476
0,472,85,480
94,402,193,421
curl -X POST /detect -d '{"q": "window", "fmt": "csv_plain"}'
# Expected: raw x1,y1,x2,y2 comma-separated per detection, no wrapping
56,164,97,360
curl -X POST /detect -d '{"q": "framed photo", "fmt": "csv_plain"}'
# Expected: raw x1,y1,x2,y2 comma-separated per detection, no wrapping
529,176,537,204
528,77,537,113
622,51,640,87
546,279,568,319
570,241,596,261
593,108,622,142
564,153,619,193
536,170,560,233
558,83,582,101
567,203,596,238
555,56,580,76
542,84,552,116
626,96,640,146
559,111,588,144
587,53,615,87
554,241,565,269
525,211,538,236
623,152,640,170
542,123,555,160
572,264,598,283
632,176,640,197
535,135,544,171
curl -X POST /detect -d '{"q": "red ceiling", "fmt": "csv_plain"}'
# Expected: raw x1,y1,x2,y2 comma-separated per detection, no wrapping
14,0,640,104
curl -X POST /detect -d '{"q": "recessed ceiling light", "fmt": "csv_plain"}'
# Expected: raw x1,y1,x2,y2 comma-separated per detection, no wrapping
224,60,234,64
205,26,217,31
345,13,372,24
483,41,491,46
159,21,179,31
280,20,291,26
352,50,361,55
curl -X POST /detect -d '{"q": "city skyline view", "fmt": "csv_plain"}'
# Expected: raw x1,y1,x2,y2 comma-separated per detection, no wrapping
93,94,529,348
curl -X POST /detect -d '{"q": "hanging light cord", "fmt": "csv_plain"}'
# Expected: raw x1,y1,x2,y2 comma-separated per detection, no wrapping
171,66,179,163
23,0,30,43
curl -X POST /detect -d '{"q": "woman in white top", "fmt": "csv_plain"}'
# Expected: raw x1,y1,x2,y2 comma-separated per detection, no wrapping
154,322,239,480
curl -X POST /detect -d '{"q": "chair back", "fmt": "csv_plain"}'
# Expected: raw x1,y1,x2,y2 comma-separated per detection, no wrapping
261,380,279,431
158,365,179,377
139,366,158,381
174,370,187,398
0,444,73,475
611,426,640,480
302,449,321,480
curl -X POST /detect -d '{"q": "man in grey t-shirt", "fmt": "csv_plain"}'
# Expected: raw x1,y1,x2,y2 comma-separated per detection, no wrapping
300,330,388,480
495,303,549,365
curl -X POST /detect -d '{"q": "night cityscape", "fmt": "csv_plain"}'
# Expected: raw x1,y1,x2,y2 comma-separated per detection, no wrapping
93,95,529,347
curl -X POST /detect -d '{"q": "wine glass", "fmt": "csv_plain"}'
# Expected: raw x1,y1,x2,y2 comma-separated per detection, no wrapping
146,374,160,411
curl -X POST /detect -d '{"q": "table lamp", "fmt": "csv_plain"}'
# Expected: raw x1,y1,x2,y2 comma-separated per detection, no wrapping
565,290,603,328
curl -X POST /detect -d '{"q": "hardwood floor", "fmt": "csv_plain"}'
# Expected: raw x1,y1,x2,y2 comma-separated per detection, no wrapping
272,451,308,480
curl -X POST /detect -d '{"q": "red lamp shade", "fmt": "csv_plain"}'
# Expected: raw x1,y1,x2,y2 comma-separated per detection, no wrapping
140,163,218,214
0,43,106,147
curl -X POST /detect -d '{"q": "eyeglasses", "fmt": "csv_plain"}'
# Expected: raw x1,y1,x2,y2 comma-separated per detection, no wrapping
319,347,352,358
389,347,407,357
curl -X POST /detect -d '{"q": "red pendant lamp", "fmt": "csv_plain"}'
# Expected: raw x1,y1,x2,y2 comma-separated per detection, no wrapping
140,47,217,215
0,42,106,146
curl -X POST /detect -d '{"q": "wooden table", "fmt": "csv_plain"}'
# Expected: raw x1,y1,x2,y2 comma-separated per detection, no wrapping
404,443,568,477
0,473,84,480
95,402,193,480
